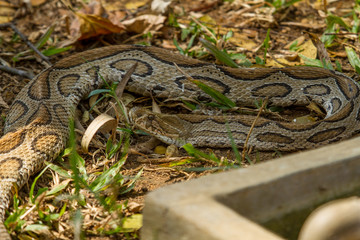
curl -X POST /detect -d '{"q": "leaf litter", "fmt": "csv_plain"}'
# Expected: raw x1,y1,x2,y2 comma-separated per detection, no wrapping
0,0,359,239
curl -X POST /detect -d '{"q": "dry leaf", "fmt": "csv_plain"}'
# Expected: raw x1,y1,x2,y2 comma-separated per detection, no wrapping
230,32,257,50
122,14,166,34
70,0,125,41
127,202,143,213
122,214,143,230
151,0,172,14
125,0,148,12
81,114,117,153
165,145,179,157
307,101,325,118
284,36,305,49
297,40,317,63
72,12,125,40
0,1,15,24
266,58,296,67
31,0,47,6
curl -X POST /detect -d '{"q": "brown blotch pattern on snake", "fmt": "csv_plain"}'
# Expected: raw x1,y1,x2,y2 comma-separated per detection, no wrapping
307,127,346,143
27,69,51,100
0,157,23,179
0,130,26,154
57,74,81,97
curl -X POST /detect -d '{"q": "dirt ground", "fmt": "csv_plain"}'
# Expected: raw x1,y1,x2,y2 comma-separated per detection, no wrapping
0,0,359,239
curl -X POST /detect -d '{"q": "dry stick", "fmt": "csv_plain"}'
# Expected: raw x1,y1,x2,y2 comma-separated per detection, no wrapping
242,98,268,161
0,22,51,65
0,65,34,79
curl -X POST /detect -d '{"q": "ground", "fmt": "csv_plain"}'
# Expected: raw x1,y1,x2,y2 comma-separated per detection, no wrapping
0,0,359,239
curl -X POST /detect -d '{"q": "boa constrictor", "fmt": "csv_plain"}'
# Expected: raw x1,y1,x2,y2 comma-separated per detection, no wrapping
0,45,359,238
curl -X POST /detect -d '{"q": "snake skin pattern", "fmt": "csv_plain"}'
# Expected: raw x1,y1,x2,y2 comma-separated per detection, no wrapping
0,45,359,238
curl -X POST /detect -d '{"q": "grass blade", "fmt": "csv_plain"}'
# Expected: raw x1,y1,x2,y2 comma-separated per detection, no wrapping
199,38,239,68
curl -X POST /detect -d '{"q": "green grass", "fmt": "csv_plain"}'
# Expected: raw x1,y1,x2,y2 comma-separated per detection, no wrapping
3,1,360,238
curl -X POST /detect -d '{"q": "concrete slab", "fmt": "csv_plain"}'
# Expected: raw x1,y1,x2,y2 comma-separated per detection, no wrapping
142,136,360,240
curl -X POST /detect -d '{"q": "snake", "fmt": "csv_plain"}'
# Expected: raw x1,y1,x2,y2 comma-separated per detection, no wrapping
0,45,359,238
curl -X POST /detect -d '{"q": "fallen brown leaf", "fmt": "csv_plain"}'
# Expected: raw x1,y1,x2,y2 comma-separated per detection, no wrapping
69,0,125,41
72,12,125,40
122,14,166,34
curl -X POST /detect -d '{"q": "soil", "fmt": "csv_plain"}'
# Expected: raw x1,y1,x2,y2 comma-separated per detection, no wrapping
0,0,358,239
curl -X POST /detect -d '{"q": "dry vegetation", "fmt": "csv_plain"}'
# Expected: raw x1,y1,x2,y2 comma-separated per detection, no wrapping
0,0,359,239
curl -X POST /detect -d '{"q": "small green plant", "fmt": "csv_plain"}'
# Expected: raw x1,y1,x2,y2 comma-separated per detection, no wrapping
289,40,299,51
5,68,141,237
49,120,142,236
200,37,239,68
182,143,241,169
345,47,360,74
256,28,271,65
225,121,242,165
172,16,252,66
12,25,71,62
321,14,351,48
299,54,334,70
4,195,27,234
87,70,131,129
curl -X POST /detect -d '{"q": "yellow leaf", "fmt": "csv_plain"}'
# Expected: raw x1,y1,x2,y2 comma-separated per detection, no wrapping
154,145,167,155
125,0,148,12
298,40,317,63
30,0,47,6
0,1,15,24
123,214,143,230
266,58,297,67
198,15,216,25
229,32,257,50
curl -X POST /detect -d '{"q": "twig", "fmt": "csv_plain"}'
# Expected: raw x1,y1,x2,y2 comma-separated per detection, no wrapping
0,65,34,79
242,98,268,160
0,22,51,65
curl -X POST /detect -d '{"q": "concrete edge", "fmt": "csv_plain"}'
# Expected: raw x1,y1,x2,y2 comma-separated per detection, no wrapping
142,136,360,239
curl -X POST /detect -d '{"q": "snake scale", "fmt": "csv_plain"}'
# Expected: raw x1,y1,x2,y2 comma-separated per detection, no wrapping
0,45,359,238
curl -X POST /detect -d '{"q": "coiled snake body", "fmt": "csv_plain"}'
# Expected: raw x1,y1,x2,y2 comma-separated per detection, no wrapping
0,45,359,238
